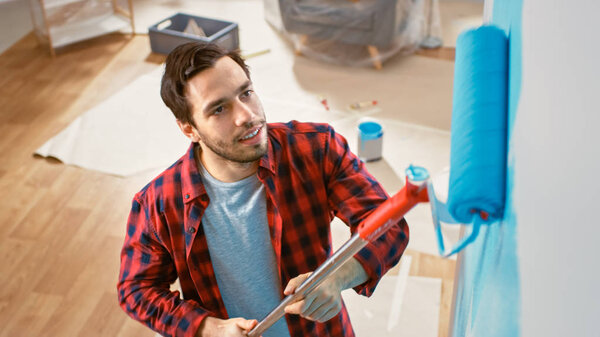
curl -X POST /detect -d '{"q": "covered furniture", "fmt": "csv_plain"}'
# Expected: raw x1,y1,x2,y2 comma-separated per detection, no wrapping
266,0,441,68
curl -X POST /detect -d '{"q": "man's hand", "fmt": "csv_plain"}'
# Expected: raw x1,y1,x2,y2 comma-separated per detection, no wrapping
283,258,368,323
283,272,343,322
196,316,260,337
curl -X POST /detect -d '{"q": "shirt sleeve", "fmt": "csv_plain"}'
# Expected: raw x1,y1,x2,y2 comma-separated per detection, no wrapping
117,196,210,337
323,125,410,297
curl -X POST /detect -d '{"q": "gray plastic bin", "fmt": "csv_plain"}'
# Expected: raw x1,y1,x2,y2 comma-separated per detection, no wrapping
149,13,239,54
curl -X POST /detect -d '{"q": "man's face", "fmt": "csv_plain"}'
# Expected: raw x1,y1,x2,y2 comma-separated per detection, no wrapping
183,56,268,163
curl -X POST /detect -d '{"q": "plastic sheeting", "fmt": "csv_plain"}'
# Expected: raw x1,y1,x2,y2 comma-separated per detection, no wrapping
264,0,442,67
29,0,133,50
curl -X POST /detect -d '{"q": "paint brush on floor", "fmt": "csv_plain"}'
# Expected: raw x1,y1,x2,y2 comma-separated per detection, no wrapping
349,100,378,110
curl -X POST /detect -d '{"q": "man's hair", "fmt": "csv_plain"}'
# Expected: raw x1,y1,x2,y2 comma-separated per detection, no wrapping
160,43,250,127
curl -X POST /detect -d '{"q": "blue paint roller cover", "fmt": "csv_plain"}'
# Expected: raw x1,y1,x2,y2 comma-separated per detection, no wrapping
448,25,508,223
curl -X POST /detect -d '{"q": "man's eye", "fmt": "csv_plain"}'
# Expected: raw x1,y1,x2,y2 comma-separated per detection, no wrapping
213,106,224,115
242,90,253,98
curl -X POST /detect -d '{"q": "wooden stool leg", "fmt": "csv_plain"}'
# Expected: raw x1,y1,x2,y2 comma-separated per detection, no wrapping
295,35,308,55
367,45,382,70
127,0,136,37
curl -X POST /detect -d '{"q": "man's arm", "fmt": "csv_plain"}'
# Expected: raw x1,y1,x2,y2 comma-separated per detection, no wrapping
117,197,210,337
322,125,409,297
282,125,409,324
283,257,367,322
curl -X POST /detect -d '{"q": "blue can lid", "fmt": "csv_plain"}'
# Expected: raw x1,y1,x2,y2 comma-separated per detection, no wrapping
405,164,429,182
358,121,383,140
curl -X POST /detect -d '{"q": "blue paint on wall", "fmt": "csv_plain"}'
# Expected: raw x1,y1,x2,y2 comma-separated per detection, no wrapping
450,1,523,336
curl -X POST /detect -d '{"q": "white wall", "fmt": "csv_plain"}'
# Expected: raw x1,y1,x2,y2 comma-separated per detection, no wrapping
515,1,600,336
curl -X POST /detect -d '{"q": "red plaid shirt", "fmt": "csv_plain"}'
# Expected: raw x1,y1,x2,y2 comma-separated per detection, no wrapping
118,121,409,337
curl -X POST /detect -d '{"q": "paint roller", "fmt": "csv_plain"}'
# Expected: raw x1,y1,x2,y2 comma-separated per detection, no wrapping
430,25,509,257
247,24,508,335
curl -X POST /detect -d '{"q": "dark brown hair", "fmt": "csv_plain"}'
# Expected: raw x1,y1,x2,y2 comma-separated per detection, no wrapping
160,43,250,127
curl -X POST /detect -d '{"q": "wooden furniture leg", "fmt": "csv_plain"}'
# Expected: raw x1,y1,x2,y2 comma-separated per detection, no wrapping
112,0,135,37
38,0,56,57
295,34,308,55
127,0,135,35
367,45,382,70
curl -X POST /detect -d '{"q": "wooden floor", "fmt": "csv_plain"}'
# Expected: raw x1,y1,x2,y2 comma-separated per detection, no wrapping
0,33,455,337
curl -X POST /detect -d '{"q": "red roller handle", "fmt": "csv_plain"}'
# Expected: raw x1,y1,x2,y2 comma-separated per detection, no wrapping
357,177,429,241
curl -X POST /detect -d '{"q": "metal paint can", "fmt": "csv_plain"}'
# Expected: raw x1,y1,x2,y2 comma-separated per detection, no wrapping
357,119,383,162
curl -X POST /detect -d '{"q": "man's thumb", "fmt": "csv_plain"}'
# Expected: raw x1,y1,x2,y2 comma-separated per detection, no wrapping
284,272,311,295
240,319,258,330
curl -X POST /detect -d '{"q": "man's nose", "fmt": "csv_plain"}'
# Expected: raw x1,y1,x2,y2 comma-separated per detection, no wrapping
233,100,255,126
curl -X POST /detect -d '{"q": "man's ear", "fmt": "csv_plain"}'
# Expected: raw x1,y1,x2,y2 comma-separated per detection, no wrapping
177,120,201,143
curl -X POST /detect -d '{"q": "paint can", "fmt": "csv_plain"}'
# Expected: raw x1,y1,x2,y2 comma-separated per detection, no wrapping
357,119,383,162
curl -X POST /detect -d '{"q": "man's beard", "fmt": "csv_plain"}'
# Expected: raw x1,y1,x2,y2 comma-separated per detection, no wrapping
198,123,268,163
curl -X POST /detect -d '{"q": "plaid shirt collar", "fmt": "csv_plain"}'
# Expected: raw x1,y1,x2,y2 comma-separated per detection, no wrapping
180,127,278,204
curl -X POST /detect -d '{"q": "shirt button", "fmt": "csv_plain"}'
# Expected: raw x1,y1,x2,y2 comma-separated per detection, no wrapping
188,227,196,233
185,194,190,199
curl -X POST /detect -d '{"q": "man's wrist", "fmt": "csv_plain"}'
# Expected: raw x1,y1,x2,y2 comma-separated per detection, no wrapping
337,257,368,291
196,316,217,337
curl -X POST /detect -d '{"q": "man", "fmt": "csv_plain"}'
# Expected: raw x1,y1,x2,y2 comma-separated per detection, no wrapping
117,42,409,337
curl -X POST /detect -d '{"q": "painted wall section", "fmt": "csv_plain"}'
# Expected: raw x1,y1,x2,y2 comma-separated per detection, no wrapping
513,1,600,336
453,0,600,336
450,0,522,336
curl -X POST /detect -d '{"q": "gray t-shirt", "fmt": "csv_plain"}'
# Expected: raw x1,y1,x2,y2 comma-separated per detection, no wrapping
198,162,290,337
